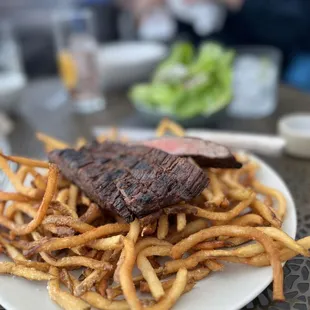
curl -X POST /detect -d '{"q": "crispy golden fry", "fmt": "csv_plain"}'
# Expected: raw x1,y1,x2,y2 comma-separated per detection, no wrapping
0,155,44,199
41,252,112,270
191,193,255,221
74,269,106,297
145,268,188,310
253,180,287,220
0,262,53,281
221,170,243,190
141,221,157,236
87,235,123,251
140,267,210,293
60,268,74,294
36,132,69,151
106,287,123,300
135,238,172,254
171,225,284,300
140,278,174,293
5,202,37,219
208,171,226,206
81,194,91,207
165,251,233,274
0,191,37,203
228,214,264,227
193,240,230,251
79,203,102,223
17,166,46,192
177,213,186,232
0,152,49,168
78,290,129,310
166,219,209,244
57,188,69,204
155,118,185,137
32,173,47,191
119,238,142,310
227,188,253,201
96,277,108,297
48,267,90,310
137,246,171,300
204,260,224,271
252,199,282,228
232,236,310,267
257,227,309,257
9,164,58,235
223,237,249,247
16,166,29,182
28,223,129,254
32,231,111,269
16,260,50,272
202,188,213,201
76,137,87,149
0,235,27,261
49,201,78,218
43,215,94,233
127,219,141,243
264,195,273,208
164,205,197,216
114,219,140,282
68,184,79,214
44,224,75,236
157,215,169,240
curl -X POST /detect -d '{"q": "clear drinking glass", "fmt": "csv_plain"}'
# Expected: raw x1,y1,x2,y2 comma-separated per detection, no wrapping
228,46,281,118
53,9,105,114
0,22,26,111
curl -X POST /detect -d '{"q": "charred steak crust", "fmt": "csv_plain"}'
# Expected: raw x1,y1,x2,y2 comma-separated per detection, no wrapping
48,141,209,222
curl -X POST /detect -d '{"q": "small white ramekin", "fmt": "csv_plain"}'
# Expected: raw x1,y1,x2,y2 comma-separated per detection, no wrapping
278,113,310,158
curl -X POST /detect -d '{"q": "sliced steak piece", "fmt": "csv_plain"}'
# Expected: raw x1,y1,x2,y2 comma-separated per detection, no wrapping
49,141,209,222
140,137,242,169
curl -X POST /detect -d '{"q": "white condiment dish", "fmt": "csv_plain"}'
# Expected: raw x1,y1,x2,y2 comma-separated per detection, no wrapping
278,113,310,158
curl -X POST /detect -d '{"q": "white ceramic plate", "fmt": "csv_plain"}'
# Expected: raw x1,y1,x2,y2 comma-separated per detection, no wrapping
0,144,296,310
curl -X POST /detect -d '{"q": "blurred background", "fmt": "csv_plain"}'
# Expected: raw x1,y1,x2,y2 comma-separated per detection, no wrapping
0,0,310,157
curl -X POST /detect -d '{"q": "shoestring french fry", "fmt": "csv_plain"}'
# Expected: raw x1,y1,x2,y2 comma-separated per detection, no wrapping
48,267,90,310
119,238,142,310
176,213,186,232
36,132,69,151
137,245,172,300
157,215,169,240
0,152,49,168
253,180,287,220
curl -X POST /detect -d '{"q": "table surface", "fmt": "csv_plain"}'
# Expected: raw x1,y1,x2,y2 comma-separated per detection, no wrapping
6,78,310,310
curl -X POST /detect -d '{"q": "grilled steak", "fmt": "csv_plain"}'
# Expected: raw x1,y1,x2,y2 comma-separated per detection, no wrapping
140,137,242,169
49,141,209,222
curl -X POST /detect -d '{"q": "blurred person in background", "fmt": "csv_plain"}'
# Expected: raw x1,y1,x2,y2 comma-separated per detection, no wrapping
128,0,310,92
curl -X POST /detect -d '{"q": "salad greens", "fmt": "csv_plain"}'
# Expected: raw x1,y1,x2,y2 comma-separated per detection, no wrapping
130,42,234,119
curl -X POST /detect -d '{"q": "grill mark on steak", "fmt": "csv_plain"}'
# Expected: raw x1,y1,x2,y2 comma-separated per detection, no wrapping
49,141,209,222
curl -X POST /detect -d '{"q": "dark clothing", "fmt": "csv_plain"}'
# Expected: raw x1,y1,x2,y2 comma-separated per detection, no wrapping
220,0,310,65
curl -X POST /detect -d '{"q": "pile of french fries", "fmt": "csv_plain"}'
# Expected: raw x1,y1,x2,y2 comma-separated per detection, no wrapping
0,119,309,310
